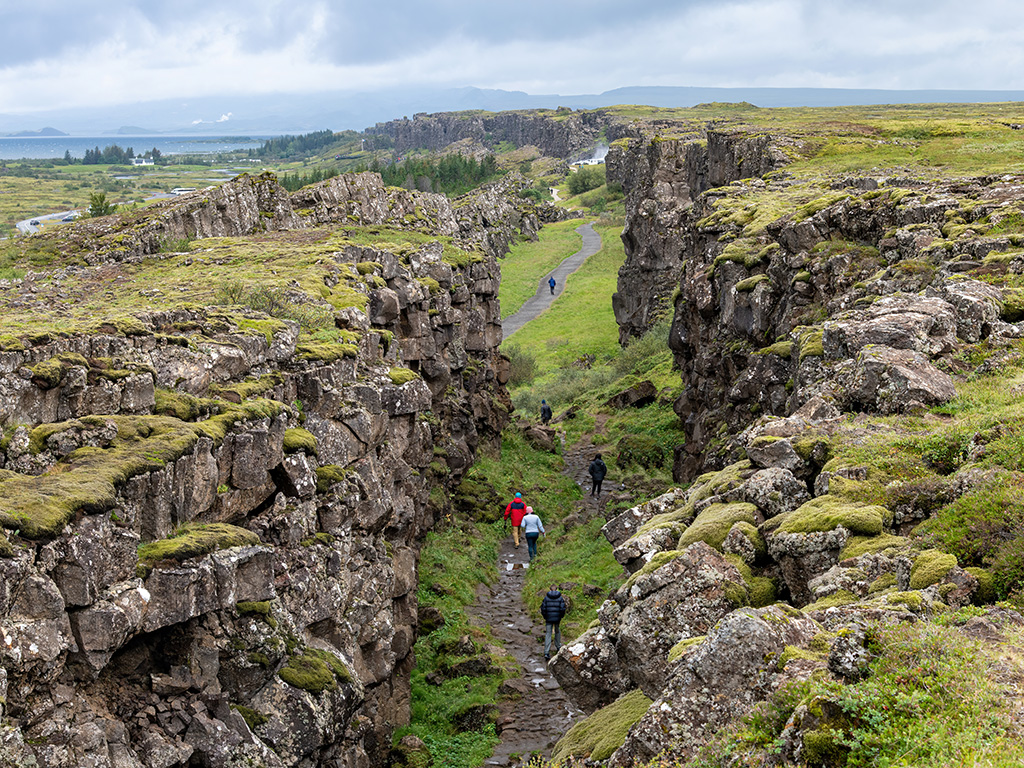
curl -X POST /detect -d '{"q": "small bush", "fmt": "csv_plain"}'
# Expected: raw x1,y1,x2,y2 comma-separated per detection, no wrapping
616,434,664,469
502,343,537,388
566,165,605,195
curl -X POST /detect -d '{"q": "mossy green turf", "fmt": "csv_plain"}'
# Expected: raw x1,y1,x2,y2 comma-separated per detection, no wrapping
278,648,352,693
0,404,282,539
497,219,583,318
137,523,260,565
551,689,653,763
678,502,758,551
768,495,891,536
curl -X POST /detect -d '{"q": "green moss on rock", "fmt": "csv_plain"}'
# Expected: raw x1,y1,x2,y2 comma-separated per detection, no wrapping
388,367,420,385
295,342,358,362
797,327,825,360
723,553,777,607
773,496,891,537
730,521,768,559
840,533,909,560
678,502,758,551
802,727,848,766
909,549,957,590
137,523,260,566
282,428,317,455
965,567,996,604
279,648,352,693
667,635,706,663
756,340,794,358
887,591,925,611
231,705,268,730
735,274,771,293
551,689,653,763
315,465,348,493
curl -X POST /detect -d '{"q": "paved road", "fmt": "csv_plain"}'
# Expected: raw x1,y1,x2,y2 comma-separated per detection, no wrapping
15,209,80,235
502,222,602,339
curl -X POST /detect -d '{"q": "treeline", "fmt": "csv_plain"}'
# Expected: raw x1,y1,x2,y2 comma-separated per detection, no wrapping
278,166,340,192
362,154,501,196
257,130,350,158
80,145,162,165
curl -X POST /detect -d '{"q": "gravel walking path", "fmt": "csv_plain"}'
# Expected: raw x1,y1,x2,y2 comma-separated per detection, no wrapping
501,222,602,339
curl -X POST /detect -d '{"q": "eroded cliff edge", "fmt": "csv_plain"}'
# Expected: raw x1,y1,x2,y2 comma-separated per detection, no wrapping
0,171,538,767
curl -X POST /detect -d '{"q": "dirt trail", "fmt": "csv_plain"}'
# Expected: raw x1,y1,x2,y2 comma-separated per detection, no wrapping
470,537,581,766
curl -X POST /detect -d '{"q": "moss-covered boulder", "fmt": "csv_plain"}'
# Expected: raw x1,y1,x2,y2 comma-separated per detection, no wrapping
551,690,652,764
678,502,758,551
770,495,892,537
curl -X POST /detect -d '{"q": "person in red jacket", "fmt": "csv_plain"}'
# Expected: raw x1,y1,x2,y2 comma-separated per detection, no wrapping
504,492,527,547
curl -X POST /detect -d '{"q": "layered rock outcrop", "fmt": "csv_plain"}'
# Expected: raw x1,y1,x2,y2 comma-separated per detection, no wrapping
0,172,517,767
607,129,793,344
608,127,1024,481
366,109,623,159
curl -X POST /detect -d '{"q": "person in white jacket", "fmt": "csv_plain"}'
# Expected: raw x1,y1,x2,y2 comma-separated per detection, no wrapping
520,507,545,560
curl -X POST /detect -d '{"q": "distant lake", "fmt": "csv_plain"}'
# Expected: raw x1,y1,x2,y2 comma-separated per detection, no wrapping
0,135,272,161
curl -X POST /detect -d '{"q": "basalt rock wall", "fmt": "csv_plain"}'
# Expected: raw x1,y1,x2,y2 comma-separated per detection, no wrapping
606,130,791,344
58,170,550,266
0,174,513,767
609,126,1024,482
365,109,622,158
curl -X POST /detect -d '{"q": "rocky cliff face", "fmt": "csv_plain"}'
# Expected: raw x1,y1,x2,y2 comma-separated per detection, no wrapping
561,130,1024,761
608,127,1024,481
0,171,520,767
366,109,621,159
606,129,793,344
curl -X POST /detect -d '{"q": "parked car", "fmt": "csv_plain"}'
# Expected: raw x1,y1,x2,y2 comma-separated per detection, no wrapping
61,214,77,222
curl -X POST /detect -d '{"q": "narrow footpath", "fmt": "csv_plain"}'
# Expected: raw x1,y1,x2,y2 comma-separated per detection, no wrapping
471,416,618,766
501,222,602,338
470,537,581,766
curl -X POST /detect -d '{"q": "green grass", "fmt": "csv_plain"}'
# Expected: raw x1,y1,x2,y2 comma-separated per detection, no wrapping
498,220,584,318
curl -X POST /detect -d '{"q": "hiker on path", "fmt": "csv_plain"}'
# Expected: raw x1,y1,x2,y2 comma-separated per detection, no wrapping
548,275,556,295
589,453,607,496
540,399,552,425
521,506,545,561
540,585,568,661
504,492,527,547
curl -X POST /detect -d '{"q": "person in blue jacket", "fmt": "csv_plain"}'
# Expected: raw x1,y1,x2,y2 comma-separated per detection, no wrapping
540,586,568,661
521,506,545,561
548,275,556,294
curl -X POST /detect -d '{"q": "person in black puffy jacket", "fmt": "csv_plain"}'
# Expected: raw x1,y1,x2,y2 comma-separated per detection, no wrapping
588,453,607,496
540,586,568,661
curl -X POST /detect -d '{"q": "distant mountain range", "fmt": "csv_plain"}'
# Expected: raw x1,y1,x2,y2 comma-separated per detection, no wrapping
4,126,69,137
2,86,1024,137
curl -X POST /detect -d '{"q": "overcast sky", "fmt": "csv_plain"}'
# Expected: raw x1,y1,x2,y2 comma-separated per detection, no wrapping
1,0,1022,116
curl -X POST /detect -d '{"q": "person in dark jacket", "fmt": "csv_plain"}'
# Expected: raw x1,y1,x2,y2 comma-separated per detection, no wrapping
548,275,556,295
540,399,552,425
540,586,568,660
503,492,526,547
588,453,607,496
